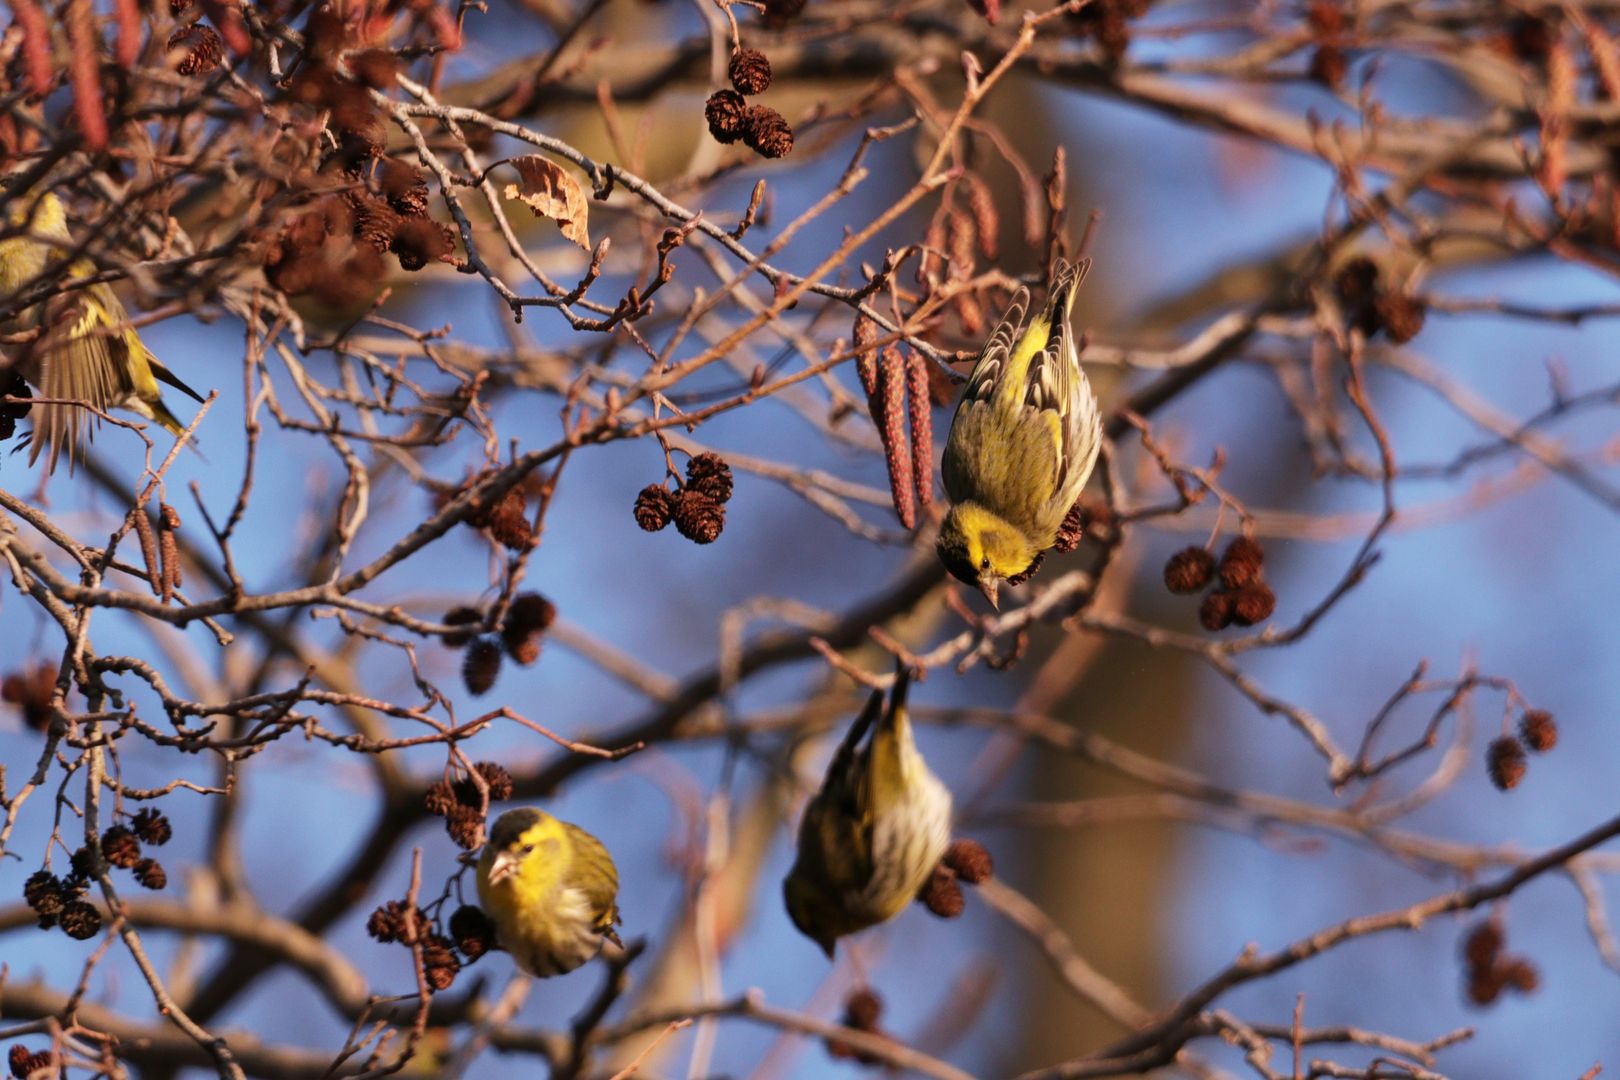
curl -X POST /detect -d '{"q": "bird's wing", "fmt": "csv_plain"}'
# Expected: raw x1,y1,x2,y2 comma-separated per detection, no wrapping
942,287,1053,509
1021,258,1101,517
796,687,884,893
25,289,129,474
562,822,622,932
957,285,1030,410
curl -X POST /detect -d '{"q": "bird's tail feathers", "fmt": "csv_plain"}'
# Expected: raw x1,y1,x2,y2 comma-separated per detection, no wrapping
878,662,917,753
148,357,206,405
1048,257,1093,321
833,684,885,769
148,398,187,439
883,663,912,726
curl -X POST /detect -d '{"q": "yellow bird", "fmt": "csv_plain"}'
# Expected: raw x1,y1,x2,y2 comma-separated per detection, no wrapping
783,666,952,956
936,257,1103,608
475,807,622,977
0,186,203,474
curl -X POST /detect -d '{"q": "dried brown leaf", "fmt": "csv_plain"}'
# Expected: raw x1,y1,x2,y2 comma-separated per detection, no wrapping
504,155,591,250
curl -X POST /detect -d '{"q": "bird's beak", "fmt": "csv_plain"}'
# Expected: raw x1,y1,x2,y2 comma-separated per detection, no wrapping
486,850,519,886
977,576,1000,611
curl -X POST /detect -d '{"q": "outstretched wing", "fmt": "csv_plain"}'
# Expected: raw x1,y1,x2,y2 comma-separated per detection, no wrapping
24,288,130,475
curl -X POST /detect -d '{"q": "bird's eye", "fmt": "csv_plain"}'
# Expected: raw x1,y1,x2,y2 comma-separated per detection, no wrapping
521,843,535,855
980,557,991,570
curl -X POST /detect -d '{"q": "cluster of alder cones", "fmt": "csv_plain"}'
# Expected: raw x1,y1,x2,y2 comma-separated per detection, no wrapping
823,837,993,1063
704,47,793,158
367,896,499,993
1163,535,1276,630
1485,709,1558,791
634,452,735,544
1460,918,1539,1007
443,592,557,696
256,11,457,304
21,809,173,944
424,761,515,850
368,760,516,991
1333,256,1426,344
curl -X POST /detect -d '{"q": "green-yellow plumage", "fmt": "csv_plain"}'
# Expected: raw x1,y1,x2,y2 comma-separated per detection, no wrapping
783,666,951,956
937,257,1103,608
0,186,203,474
475,807,621,977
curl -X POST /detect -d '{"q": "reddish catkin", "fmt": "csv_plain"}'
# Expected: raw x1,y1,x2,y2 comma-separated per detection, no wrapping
961,172,1000,261
906,353,934,514
113,0,141,67
130,505,162,597
158,504,182,604
875,347,915,529
1540,39,1575,197
425,5,463,52
947,210,976,282
65,0,108,152
947,211,986,335
13,0,54,100
919,214,947,285
1583,22,1620,100
852,317,879,397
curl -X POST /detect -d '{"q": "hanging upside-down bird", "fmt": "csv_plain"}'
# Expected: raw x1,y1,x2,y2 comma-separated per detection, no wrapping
0,184,204,474
476,807,622,977
783,665,952,956
935,257,1103,609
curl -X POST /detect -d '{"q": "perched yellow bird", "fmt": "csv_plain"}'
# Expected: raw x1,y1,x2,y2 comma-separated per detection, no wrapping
783,666,951,956
936,257,1103,608
475,807,622,977
0,186,203,474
